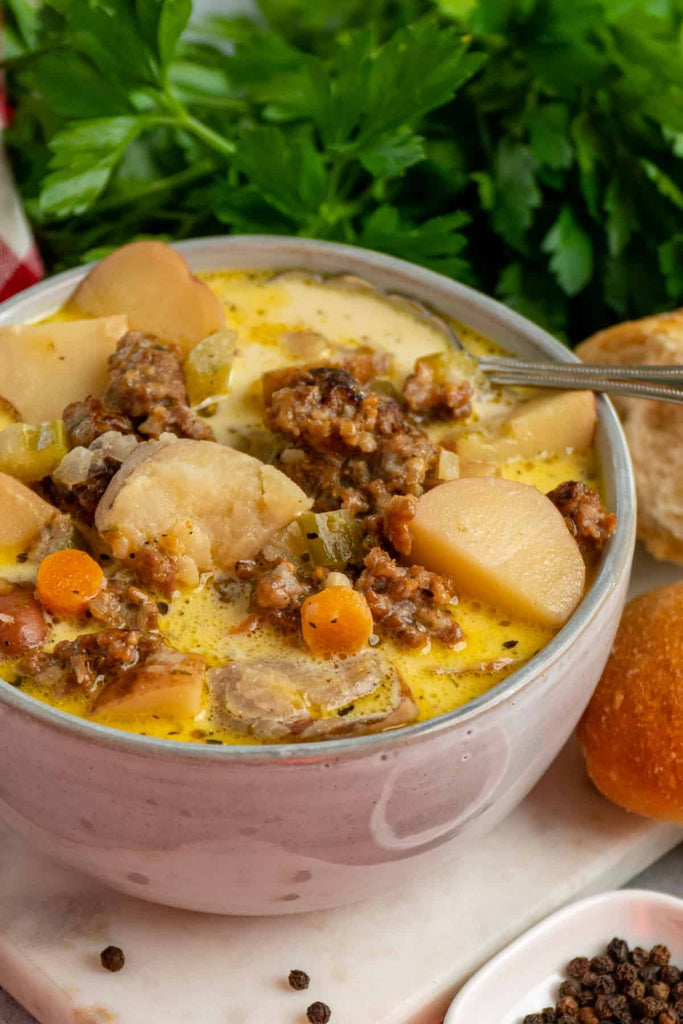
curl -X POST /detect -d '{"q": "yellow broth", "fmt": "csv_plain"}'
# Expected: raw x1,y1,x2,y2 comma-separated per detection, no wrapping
1,270,602,744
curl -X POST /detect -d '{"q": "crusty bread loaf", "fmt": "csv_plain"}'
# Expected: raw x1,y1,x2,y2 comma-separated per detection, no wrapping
577,581,683,823
577,309,683,365
577,310,683,564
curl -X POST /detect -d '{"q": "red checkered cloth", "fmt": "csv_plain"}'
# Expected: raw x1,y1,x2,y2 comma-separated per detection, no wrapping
0,70,44,301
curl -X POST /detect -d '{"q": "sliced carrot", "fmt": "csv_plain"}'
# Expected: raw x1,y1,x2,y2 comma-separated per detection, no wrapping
301,586,373,657
36,549,104,618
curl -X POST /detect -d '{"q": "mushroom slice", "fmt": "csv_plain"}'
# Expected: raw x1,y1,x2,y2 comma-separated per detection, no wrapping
95,437,312,587
207,652,418,741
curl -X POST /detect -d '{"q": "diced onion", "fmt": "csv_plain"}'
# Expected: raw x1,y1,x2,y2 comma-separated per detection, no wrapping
52,446,94,486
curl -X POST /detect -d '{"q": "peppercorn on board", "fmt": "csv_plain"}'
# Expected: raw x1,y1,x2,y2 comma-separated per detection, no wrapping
0,249,612,745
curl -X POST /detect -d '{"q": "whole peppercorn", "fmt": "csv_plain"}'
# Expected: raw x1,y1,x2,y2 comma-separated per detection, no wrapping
616,962,639,986
597,992,623,1019
641,963,661,983
578,1010,599,1024
642,997,665,1018
306,1002,332,1024
674,982,683,999
626,979,647,1000
582,972,599,989
661,967,682,986
580,989,596,1006
557,1017,577,1024
556,995,579,1014
522,1016,544,1024
288,970,310,991
560,979,582,999
651,981,671,1002
541,1009,557,1022
100,946,125,972
651,946,672,967
595,974,616,996
569,958,591,978
591,956,615,975
608,938,631,964
632,947,650,967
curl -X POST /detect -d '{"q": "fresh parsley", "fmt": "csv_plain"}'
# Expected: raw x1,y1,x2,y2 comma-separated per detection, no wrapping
4,0,683,342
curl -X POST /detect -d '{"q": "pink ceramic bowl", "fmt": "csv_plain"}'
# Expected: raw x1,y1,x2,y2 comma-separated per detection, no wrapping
0,237,636,914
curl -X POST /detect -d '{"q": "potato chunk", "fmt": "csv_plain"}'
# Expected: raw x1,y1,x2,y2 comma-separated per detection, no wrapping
94,646,205,718
0,472,59,555
95,438,312,586
0,316,128,422
409,477,586,627
72,241,225,355
0,583,47,656
459,460,500,479
453,389,596,464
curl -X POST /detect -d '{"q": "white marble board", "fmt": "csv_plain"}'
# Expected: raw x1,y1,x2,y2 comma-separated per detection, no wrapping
1,545,681,1024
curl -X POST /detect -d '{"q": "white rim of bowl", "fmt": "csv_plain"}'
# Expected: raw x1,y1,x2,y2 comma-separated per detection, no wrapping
0,235,636,763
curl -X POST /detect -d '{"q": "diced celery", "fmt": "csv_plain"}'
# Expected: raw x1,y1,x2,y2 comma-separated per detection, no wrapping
369,379,403,401
0,421,68,482
184,330,237,405
225,427,284,465
296,510,362,569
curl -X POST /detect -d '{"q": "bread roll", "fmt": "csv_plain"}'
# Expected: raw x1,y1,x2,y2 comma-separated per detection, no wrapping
577,310,683,564
577,582,683,823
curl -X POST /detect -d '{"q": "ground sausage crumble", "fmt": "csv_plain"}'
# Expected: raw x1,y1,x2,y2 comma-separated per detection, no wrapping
546,480,617,557
403,359,473,420
22,629,164,696
357,547,461,648
264,364,441,516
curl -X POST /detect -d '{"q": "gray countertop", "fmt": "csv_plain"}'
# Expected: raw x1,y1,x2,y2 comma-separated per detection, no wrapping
2,844,682,1023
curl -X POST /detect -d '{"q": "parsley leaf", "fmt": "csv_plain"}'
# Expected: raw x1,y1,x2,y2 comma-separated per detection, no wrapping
358,128,426,178
528,104,573,171
542,206,594,296
8,0,683,341
360,206,471,278
490,142,541,248
233,126,327,224
357,22,484,145
40,117,150,219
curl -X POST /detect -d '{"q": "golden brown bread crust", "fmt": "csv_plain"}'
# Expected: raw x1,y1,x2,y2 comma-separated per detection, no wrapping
576,309,683,367
577,310,683,565
577,581,683,823
625,401,683,565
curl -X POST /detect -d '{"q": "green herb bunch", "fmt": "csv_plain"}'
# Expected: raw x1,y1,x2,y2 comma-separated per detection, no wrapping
4,0,683,342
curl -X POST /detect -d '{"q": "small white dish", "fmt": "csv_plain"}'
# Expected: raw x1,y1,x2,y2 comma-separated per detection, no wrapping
445,889,683,1023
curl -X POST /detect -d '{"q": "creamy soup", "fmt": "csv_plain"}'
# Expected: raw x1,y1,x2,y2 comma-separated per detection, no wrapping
0,243,614,745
